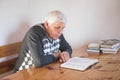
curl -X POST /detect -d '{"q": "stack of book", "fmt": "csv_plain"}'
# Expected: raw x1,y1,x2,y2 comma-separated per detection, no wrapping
87,42,101,53
100,39,120,54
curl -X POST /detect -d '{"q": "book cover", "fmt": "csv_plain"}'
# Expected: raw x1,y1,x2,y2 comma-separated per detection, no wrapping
87,42,100,53
100,42,120,48
88,42,100,49
101,39,120,43
87,49,100,53
60,57,99,71
100,39,120,48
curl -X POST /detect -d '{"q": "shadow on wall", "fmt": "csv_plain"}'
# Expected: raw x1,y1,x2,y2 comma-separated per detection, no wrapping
7,20,30,44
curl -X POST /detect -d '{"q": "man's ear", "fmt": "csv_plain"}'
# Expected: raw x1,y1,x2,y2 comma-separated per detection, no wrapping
44,21,49,28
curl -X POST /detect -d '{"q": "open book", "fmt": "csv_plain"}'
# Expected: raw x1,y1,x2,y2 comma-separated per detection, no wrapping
60,57,99,71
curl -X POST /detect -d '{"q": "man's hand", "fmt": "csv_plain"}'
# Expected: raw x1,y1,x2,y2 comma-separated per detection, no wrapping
52,52,60,59
59,51,70,63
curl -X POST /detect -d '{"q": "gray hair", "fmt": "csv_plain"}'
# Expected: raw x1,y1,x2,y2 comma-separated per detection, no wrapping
45,10,67,26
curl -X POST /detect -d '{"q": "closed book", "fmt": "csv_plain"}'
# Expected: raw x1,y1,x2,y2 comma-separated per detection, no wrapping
100,42,120,49
102,50,119,54
88,42,100,50
101,39,120,43
87,49,100,53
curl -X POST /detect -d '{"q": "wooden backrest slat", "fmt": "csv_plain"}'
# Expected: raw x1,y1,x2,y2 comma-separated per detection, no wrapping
0,42,22,74
0,42,22,58
0,54,18,63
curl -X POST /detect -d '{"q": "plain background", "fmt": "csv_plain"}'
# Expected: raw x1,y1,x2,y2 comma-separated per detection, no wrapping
0,0,120,49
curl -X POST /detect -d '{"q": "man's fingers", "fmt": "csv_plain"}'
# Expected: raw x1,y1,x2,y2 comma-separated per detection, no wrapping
59,52,65,62
59,52,70,62
59,58,62,63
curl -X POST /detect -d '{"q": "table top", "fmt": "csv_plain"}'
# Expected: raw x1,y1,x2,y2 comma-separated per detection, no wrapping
1,49,120,80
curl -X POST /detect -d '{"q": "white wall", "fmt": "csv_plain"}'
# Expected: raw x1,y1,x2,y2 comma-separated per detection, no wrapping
0,0,120,49
0,0,29,45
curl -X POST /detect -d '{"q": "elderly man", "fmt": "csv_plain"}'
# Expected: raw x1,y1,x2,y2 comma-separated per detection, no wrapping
14,10,72,72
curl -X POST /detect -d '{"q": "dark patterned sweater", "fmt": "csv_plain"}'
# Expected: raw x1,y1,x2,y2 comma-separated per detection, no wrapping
14,23,72,71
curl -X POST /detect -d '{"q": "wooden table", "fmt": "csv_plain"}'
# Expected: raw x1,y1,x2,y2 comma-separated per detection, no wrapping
1,49,120,80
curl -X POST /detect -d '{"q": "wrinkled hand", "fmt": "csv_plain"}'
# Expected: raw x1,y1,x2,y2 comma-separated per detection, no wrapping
59,51,70,63
52,52,60,59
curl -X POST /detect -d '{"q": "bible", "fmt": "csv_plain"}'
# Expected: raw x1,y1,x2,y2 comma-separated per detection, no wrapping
60,57,99,71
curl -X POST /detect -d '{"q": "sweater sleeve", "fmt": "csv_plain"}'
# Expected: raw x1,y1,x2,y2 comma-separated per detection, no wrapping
27,27,56,67
59,34,72,57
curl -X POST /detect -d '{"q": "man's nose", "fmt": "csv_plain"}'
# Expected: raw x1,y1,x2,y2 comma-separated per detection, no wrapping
58,29,63,34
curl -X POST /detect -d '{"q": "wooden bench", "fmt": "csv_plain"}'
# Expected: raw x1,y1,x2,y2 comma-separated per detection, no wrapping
0,42,22,78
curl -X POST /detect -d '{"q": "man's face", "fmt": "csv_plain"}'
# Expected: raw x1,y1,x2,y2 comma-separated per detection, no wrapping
45,21,65,40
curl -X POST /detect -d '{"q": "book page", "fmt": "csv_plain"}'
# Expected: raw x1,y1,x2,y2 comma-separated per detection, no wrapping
60,57,99,71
